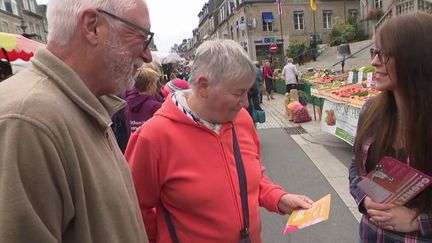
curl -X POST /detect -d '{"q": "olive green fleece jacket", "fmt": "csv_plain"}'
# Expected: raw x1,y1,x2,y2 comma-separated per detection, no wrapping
0,49,148,243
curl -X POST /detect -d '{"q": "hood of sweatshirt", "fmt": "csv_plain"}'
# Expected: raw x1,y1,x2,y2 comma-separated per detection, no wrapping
154,94,251,132
126,92,158,113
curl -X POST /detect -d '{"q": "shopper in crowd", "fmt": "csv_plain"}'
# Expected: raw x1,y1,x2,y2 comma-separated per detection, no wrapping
349,12,432,242
247,71,263,124
263,60,274,100
125,65,162,137
126,39,313,243
297,44,305,66
0,0,153,242
254,61,264,103
282,58,299,94
160,78,189,98
0,59,13,81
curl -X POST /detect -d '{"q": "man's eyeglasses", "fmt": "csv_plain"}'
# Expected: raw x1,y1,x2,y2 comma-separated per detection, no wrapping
370,47,389,63
96,8,154,50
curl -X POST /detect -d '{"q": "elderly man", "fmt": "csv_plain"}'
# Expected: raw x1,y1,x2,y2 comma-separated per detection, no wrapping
0,0,152,242
126,39,312,243
282,58,299,94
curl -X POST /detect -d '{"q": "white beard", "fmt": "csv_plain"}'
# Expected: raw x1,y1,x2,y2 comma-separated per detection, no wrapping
104,34,142,94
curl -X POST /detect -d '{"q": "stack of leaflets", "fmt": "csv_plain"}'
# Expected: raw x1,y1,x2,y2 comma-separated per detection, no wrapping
355,156,432,205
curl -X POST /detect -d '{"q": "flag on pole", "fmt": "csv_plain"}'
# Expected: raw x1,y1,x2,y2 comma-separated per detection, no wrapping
277,0,282,15
310,0,317,11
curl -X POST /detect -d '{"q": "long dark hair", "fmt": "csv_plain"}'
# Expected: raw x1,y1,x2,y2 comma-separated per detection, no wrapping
355,12,432,211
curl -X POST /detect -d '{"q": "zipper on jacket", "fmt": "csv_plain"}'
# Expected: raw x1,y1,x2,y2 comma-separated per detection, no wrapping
105,130,114,152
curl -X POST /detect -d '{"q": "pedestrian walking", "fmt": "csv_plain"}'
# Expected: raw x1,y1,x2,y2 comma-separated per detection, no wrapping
297,44,304,66
126,39,313,243
263,60,275,100
254,61,264,103
282,58,299,94
349,12,432,242
0,0,153,242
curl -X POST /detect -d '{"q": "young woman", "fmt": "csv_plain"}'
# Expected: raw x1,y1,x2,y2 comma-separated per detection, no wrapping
349,12,432,242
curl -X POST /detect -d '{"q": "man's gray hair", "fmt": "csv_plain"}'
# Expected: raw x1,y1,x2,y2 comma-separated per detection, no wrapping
287,58,293,63
47,0,138,45
189,39,255,89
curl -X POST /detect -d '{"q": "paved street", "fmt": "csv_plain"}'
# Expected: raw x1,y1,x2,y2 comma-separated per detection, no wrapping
255,93,361,242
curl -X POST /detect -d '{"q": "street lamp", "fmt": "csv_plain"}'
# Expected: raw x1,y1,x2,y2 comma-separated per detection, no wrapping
20,19,38,39
20,19,27,34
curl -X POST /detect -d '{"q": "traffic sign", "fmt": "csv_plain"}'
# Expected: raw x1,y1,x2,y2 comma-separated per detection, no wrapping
269,43,278,53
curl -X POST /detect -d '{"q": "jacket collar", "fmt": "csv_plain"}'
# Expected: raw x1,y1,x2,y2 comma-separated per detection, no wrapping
31,48,124,129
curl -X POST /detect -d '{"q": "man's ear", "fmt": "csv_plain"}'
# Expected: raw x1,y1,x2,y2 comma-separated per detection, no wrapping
79,9,100,46
196,76,209,98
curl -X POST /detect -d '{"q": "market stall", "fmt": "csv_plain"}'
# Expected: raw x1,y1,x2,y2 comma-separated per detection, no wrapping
0,32,45,61
299,67,378,145
0,32,46,79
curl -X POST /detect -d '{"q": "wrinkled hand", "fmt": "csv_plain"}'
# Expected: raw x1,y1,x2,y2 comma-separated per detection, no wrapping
364,196,420,233
278,194,313,214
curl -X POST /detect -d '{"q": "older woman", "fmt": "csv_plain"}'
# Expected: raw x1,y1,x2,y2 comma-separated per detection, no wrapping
349,12,432,242
126,39,312,243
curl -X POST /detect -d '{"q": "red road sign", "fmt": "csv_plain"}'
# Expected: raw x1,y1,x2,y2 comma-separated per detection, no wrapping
269,43,278,53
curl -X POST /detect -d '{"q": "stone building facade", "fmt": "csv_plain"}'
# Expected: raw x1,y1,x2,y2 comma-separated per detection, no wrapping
181,0,360,64
0,0,47,43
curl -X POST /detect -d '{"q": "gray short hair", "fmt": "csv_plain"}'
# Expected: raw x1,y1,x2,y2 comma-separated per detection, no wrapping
287,58,293,63
189,39,255,89
47,0,138,45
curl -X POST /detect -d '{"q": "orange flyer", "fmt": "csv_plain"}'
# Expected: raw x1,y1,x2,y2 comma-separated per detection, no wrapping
355,156,432,205
283,194,331,234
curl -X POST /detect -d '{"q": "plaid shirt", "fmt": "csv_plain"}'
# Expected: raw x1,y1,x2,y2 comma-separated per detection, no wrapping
349,103,432,243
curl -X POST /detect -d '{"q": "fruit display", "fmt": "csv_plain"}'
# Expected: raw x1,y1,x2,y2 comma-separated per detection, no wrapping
300,67,380,108
301,68,344,84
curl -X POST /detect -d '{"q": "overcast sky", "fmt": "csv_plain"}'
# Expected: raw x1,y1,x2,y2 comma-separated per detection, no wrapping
35,0,206,52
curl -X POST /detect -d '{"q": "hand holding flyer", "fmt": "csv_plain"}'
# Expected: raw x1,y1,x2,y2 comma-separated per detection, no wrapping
356,156,432,205
283,194,331,234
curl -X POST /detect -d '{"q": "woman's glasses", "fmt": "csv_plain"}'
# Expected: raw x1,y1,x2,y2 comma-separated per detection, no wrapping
370,48,389,63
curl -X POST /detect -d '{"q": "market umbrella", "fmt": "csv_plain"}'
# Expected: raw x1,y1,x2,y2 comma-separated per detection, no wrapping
161,52,181,64
0,32,46,62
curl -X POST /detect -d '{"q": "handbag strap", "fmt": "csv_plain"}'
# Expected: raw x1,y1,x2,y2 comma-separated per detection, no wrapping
232,126,250,240
162,205,179,243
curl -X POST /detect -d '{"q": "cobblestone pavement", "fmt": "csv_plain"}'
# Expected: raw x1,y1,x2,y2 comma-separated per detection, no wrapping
256,93,293,129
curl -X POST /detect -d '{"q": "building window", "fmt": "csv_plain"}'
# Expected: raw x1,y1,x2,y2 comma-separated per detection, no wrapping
323,10,333,29
293,11,304,30
229,1,235,15
0,0,6,10
348,9,358,19
29,22,34,33
29,0,36,12
374,0,382,9
2,21,9,32
35,24,41,36
4,0,19,15
23,0,29,10
262,12,274,32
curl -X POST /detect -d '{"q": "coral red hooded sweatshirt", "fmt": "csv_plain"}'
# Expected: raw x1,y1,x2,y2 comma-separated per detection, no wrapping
126,96,287,243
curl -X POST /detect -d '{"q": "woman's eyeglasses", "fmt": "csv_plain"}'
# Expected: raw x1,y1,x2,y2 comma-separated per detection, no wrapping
370,48,389,63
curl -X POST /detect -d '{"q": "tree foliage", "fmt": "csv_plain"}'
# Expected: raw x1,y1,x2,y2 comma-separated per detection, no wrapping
329,16,366,46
